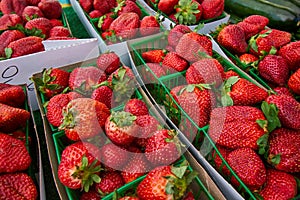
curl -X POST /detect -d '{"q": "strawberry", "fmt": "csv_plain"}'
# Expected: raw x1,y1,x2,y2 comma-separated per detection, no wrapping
227,148,266,190
0,173,38,199
158,0,178,15
273,87,293,97
162,52,189,72
170,84,216,128
105,111,138,146
119,197,139,200
266,95,300,130
58,142,101,191
242,15,269,29
49,26,71,37
95,171,124,195
0,83,26,107
22,6,44,21
137,164,197,199
258,169,297,200
145,129,180,166
124,98,149,116
139,16,160,36
7,36,44,58
80,190,101,200
79,0,92,13
0,103,30,133
268,128,300,173
221,76,268,106
0,14,23,31
25,17,52,38
174,0,202,25
59,98,110,141
47,36,77,40
135,115,160,148
68,66,107,95
175,32,213,62
185,58,225,87
93,0,112,14
260,29,291,49
0,0,27,16
167,25,192,48
211,145,231,176
142,49,165,63
288,68,300,95
208,106,267,150
49,18,63,26
248,32,274,57
46,92,82,127
38,0,62,19
96,52,120,75
141,63,166,83
217,24,247,55
0,133,31,173
26,0,41,6
239,53,258,65
183,191,195,200
278,41,300,71
201,0,224,20
91,85,113,109
89,10,103,19
258,55,289,86
32,67,70,99
98,12,115,32
115,0,141,17
9,130,29,144
99,143,129,171
224,70,239,79
236,15,269,40
109,12,140,40
168,13,179,24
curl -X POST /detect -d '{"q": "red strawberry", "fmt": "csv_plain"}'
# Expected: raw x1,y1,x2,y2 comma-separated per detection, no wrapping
49,26,71,37
32,67,70,99
158,0,178,15
25,17,52,38
288,68,300,95
96,52,120,75
79,0,92,13
242,15,269,29
260,29,291,49
145,129,180,166
135,115,160,148
38,0,62,19
120,197,139,200
259,169,297,200
116,0,141,17
170,84,216,128
142,49,165,63
26,0,41,6
273,87,293,97
91,85,113,109
22,6,44,21
99,143,129,171
208,106,267,149
141,63,166,83
224,69,239,79
109,12,140,40
98,12,115,32
174,0,202,25
249,33,274,57
105,111,138,146
80,190,101,200
0,133,31,173
49,18,63,26
227,147,266,190
0,0,27,16
8,131,29,144
7,36,44,58
58,142,101,191
258,55,289,86
222,76,268,106
59,98,110,141
140,16,160,36
278,41,300,71
46,92,82,127
47,36,77,40
89,10,102,19
162,52,189,72
237,15,269,40
266,95,300,130
93,0,112,14
95,171,124,195
0,14,23,31
0,83,26,107
211,145,232,176
0,173,38,199
217,24,247,55
168,25,192,48
239,53,258,65
0,103,30,133
68,66,107,95
0,30,25,57
176,32,213,62
268,128,300,172
185,58,225,87
201,0,224,20
124,98,149,116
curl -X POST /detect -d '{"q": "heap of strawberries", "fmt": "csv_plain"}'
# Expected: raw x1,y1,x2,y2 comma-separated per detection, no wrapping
0,0,74,59
134,24,300,199
0,83,38,199
147,0,224,25
214,15,300,100
79,0,161,44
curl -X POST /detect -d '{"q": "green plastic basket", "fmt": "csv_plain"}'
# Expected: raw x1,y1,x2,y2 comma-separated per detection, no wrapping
129,34,266,200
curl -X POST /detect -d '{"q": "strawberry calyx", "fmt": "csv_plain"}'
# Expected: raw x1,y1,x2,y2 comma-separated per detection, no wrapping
259,101,281,133
220,76,240,106
110,111,137,127
178,83,212,95
113,0,126,14
1,47,13,59
174,0,201,25
8,24,45,38
248,30,272,53
59,105,78,130
91,80,111,89
71,156,102,192
31,68,60,94
268,153,281,166
210,23,228,39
